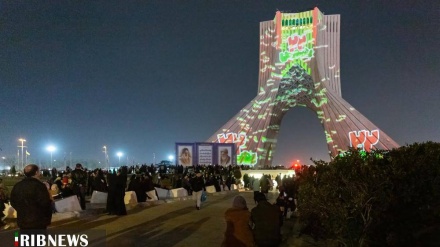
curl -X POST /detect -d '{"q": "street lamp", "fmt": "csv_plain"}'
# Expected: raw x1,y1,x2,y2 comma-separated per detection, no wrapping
46,145,56,168
168,155,174,164
117,152,123,166
18,138,26,170
103,146,108,170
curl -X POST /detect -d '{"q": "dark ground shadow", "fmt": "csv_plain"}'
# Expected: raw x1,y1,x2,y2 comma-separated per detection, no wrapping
104,216,211,247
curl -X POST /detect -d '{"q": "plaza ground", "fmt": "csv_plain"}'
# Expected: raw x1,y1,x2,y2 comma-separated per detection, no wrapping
1,190,328,246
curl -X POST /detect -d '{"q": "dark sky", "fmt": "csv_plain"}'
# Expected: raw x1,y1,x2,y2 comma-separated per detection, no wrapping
1,0,439,167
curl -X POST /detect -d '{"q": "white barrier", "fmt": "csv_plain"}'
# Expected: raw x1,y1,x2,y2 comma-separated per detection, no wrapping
205,185,216,193
169,188,188,198
124,191,138,205
90,191,108,204
155,187,169,199
146,190,158,201
55,196,82,213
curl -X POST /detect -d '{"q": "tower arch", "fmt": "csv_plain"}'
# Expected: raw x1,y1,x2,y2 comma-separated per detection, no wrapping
207,8,399,167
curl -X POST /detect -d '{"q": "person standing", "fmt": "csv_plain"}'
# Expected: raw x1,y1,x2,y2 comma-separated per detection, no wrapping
106,171,116,215
87,170,95,196
93,169,108,192
251,192,282,247
10,164,52,230
221,195,255,247
251,177,261,204
0,187,9,227
71,163,88,210
260,174,270,198
114,168,127,215
190,170,205,210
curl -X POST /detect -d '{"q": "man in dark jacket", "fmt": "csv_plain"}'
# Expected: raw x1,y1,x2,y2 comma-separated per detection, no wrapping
190,170,205,210
71,163,88,210
10,164,52,230
251,192,282,247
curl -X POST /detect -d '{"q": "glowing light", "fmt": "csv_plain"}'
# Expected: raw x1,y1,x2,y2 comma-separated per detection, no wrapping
46,145,56,168
116,152,123,165
46,145,56,152
349,130,380,152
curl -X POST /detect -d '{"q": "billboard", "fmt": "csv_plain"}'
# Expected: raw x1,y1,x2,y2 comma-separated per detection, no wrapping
175,143,194,166
196,143,214,165
217,145,232,166
176,142,235,166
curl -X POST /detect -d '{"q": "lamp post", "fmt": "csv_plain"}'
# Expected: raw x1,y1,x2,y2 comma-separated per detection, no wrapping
103,146,108,170
47,145,56,168
25,150,29,165
117,152,123,166
18,138,26,170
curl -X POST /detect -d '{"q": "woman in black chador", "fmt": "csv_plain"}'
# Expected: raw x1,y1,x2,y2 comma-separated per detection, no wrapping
105,171,116,215
114,167,127,215
93,169,108,192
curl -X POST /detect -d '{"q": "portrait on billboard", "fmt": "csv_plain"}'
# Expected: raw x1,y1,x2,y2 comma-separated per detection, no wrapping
218,146,232,166
177,145,193,166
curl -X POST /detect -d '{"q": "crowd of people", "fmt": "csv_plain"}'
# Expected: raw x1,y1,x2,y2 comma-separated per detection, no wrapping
221,174,298,247
0,178,9,228
3,162,298,247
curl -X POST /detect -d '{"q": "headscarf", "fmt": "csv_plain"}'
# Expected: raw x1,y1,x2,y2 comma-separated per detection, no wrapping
232,195,248,210
254,192,267,202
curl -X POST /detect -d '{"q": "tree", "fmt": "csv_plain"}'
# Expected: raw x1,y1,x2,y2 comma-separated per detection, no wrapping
3,157,18,170
10,165,16,176
297,142,440,246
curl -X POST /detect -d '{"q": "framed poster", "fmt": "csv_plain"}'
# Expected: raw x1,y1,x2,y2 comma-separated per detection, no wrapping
216,143,235,166
175,143,194,166
196,143,214,165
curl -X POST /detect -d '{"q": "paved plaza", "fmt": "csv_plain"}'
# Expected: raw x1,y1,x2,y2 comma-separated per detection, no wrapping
2,190,323,247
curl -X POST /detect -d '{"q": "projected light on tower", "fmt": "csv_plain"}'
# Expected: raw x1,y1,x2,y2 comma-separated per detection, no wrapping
207,8,399,168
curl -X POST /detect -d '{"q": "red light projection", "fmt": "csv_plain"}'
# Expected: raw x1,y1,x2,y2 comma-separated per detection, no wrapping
349,130,380,152
287,34,307,52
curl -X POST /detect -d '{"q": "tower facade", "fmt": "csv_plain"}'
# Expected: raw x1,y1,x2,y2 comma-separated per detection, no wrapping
207,8,399,167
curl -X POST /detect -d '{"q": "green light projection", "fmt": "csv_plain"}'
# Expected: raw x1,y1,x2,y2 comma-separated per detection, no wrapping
209,8,399,167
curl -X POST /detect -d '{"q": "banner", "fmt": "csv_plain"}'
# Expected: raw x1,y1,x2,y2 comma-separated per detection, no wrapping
196,143,213,165
175,143,194,166
217,145,232,166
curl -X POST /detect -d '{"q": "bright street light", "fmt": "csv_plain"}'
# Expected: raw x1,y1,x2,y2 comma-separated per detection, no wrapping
18,138,26,170
117,152,123,166
168,155,174,163
46,145,56,168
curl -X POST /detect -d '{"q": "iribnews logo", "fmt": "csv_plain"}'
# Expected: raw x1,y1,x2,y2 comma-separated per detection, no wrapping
14,231,89,247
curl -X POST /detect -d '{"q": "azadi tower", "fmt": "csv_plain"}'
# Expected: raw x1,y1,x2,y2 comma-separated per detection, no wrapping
207,8,399,167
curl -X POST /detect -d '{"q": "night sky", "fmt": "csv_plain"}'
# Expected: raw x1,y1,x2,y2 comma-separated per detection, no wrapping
1,0,439,167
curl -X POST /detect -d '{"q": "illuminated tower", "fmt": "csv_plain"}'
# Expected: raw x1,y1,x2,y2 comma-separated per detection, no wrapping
207,8,399,167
